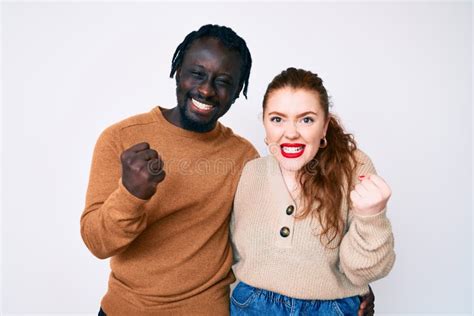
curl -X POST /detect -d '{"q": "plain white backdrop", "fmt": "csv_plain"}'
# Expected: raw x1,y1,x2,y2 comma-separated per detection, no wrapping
1,1,472,315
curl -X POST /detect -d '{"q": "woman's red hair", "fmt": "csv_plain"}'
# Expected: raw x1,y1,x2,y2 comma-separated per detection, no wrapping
263,67,358,247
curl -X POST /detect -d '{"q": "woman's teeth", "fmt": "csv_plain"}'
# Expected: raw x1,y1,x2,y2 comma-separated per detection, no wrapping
282,146,304,153
192,98,213,110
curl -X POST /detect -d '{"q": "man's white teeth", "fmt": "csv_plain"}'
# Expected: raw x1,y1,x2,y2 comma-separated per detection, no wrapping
192,99,213,110
282,146,304,154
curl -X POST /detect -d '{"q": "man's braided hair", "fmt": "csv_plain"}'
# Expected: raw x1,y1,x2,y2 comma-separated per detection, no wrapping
170,24,252,99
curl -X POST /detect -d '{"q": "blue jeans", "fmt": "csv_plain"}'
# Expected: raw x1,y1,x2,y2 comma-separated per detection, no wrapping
230,282,360,316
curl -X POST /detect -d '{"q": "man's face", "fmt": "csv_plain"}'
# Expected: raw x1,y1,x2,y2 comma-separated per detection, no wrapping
175,37,243,132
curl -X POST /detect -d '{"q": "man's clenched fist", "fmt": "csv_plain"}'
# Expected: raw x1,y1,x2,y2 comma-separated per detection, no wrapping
121,142,166,200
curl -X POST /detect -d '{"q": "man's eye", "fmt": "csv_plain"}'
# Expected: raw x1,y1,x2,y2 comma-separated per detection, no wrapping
270,117,282,123
216,79,231,86
191,71,204,78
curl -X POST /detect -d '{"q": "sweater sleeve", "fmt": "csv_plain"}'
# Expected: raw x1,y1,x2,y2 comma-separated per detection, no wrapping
339,151,396,286
80,126,148,259
229,209,241,265
229,154,256,266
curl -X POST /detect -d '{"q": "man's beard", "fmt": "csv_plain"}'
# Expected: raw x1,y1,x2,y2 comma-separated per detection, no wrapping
178,100,216,133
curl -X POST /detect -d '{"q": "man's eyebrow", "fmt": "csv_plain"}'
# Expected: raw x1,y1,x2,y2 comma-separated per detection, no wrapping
189,64,204,70
188,64,234,78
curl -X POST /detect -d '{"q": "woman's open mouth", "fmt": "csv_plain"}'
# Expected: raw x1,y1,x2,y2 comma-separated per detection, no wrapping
280,143,305,158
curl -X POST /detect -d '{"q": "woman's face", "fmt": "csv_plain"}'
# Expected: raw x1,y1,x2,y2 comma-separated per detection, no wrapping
263,87,329,172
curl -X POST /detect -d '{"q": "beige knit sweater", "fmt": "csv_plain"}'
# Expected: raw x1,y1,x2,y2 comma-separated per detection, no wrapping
231,151,395,300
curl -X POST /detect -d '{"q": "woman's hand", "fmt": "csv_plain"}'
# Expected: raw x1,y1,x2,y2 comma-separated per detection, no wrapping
350,174,391,216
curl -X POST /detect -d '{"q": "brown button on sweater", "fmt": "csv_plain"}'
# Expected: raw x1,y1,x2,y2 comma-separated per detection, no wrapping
231,151,395,300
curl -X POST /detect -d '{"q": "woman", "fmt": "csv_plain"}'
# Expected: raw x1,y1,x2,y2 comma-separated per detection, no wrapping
231,68,395,315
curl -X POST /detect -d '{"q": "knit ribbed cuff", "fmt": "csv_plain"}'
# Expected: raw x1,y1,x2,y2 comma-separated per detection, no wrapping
351,209,392,248
108,179,148,218
353,208,388,222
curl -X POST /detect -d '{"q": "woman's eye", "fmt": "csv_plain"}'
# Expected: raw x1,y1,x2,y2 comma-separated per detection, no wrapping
302,117,314,124
270,117,282,123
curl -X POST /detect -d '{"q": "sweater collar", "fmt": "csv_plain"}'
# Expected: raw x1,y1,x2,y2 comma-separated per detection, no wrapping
265,155,299,210
152,106,224,141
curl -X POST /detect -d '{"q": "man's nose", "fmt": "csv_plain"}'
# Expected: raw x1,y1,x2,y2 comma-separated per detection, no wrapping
197,79,216,98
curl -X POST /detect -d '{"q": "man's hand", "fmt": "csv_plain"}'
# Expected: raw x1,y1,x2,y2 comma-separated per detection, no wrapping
121,142,166,200
358,285,375,316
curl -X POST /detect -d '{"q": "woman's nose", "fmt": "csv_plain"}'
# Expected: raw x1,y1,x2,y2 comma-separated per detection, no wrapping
284,122,300,139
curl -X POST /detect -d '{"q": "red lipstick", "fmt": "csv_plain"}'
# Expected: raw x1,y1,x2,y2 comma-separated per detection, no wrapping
280,143,305,158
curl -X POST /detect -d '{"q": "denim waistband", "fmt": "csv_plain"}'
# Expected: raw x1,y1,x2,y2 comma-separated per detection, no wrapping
235,281,359,309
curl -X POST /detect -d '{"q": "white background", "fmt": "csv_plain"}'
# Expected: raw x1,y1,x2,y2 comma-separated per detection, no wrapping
1,1,472,315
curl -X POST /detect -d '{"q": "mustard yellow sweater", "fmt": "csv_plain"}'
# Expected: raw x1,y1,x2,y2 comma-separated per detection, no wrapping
81,106,258,315
231,151,395,299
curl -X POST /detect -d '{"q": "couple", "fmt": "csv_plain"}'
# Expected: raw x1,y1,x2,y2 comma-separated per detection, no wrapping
81,24,395,315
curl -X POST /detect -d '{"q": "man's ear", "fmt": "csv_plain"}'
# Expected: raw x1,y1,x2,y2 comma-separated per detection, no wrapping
233,83,244,101
175,67,181,84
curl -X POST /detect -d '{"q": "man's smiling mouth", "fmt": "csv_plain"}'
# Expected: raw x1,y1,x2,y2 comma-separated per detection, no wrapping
191,98,214,111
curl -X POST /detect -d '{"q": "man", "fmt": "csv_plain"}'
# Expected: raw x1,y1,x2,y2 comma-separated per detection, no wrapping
81,24,374,315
